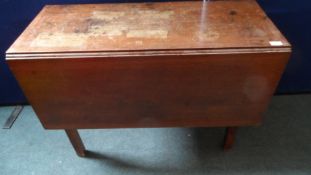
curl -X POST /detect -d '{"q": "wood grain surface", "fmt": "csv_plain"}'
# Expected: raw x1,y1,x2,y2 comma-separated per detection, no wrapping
6,0,290,57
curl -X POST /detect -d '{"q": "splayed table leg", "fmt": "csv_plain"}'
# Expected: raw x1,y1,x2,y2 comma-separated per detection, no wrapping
65,129,86,157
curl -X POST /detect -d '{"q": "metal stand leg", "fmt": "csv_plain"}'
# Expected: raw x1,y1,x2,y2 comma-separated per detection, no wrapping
223,127,237,150
3,105,24,129
65,129,86,157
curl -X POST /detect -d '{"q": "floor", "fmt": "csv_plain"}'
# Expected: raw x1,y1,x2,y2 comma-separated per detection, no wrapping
0,95,310,175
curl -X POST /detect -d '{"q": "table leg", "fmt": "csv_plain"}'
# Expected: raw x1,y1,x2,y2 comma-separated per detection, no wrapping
65,129,86,157
223,127,237,150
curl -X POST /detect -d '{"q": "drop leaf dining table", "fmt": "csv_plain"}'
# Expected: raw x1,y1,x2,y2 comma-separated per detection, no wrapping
6,0,291,157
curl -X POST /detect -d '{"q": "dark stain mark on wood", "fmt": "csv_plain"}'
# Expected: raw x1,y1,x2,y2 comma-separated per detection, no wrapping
85,18,107,26
229,10,237,16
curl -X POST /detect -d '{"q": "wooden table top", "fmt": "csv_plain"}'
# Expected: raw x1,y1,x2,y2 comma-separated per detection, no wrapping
6,0,290,59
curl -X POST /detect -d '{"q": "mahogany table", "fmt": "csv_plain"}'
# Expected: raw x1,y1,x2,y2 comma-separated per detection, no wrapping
6,0,291,157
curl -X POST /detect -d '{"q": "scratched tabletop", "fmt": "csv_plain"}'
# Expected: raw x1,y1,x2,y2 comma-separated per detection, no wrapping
7,0,290,56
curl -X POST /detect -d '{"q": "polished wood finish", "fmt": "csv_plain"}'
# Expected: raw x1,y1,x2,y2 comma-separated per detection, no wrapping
65,129,86,157
6,0,291,152
224,127,237,150
7,52,289,129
